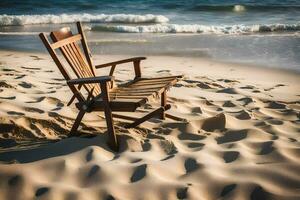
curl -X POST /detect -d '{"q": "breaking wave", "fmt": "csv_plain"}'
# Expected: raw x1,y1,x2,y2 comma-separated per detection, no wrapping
0,14,169,26
90,23,300,34
188,4,300,12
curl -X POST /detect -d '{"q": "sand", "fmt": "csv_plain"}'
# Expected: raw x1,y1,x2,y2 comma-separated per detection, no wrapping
0,50,299,200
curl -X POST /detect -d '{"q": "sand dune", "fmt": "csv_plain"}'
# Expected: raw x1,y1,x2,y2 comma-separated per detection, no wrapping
0,50,299,200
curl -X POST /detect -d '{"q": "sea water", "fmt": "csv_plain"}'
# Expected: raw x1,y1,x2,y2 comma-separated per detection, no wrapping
0,0,299,71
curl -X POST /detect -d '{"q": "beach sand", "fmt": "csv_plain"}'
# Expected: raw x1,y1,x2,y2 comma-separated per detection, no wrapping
0,50,299,200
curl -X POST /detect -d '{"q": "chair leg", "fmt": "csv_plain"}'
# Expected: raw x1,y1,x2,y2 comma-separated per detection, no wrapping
126,106,168,128
100,82,119,151
160,90,167,119
103,106,118,151
69,109,86,136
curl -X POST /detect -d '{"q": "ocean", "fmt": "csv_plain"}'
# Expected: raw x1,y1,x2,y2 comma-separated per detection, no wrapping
0,0,299,71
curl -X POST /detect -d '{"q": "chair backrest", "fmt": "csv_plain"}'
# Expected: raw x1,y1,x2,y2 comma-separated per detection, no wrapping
39,22,100,102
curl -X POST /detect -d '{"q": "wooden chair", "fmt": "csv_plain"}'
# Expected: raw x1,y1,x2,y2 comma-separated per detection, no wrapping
39,22,183,151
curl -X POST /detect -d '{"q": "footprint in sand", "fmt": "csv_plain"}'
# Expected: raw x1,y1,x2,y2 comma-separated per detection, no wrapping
129,158,143,164
216,130,247,144
87,165,100,178
191,107,202,114
178,132,206,141
266,119,283,125
15,75,26,79
234,110,251,120
4,73,15,77
258,141,274,155
240,85,255,89
52,78,65,81
8,174,23,186
217,79,239,83
197,82,211,89
217,88,238,94
24,107,45,114
29,55,44,61
264,84,286,91
252,90,261,93
18,82,32,89
0,96,16,100
288,138,297,142
184,158,200,173
105,194,116,200
7,111,25,116
237,97,253,106
187,142,204,149
35,187,50,197
266,101,286,109
86,148,94,162
223,101,236,107
254,121,267,127
130,164,147,183
223,151,240,163
177,187,188,199
157,70,170,73
2,68,17,72
21,66,41,70
200,113,226,131
0,81,14,88
220,184,237,197
250,186,270,200
25,96,45,103
184,80,199,84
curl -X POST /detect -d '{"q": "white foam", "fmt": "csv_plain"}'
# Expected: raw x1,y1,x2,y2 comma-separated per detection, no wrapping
233,5,246,12
0,14,169,26
0,32,41,35
91,23,300,34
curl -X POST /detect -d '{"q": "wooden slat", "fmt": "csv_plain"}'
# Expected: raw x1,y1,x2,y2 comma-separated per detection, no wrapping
112,113,138,121
95,57,146,69
61,43,94,94
110,95,149,99
130,81,175,87
77,21,95,76
51,34,82,49
50,29,101,97
125,107,165,128
140,75,183,80
109,91,154,95
39,33,85,103
71,42,101,95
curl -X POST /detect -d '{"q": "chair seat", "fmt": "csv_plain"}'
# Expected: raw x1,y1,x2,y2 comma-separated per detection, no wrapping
76,75,182,112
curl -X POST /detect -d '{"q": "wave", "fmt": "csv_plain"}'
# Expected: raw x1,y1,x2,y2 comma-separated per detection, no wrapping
188,4,300,12
0,14,169,26
0,32,41,35
90,23,300,34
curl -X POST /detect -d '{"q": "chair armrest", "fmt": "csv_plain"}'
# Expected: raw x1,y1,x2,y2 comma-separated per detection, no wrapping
67,76,114,85
95,57,146,69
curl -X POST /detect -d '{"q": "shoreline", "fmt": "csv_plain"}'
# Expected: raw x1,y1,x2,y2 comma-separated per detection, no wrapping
1,31,300,73
1,49,300,77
